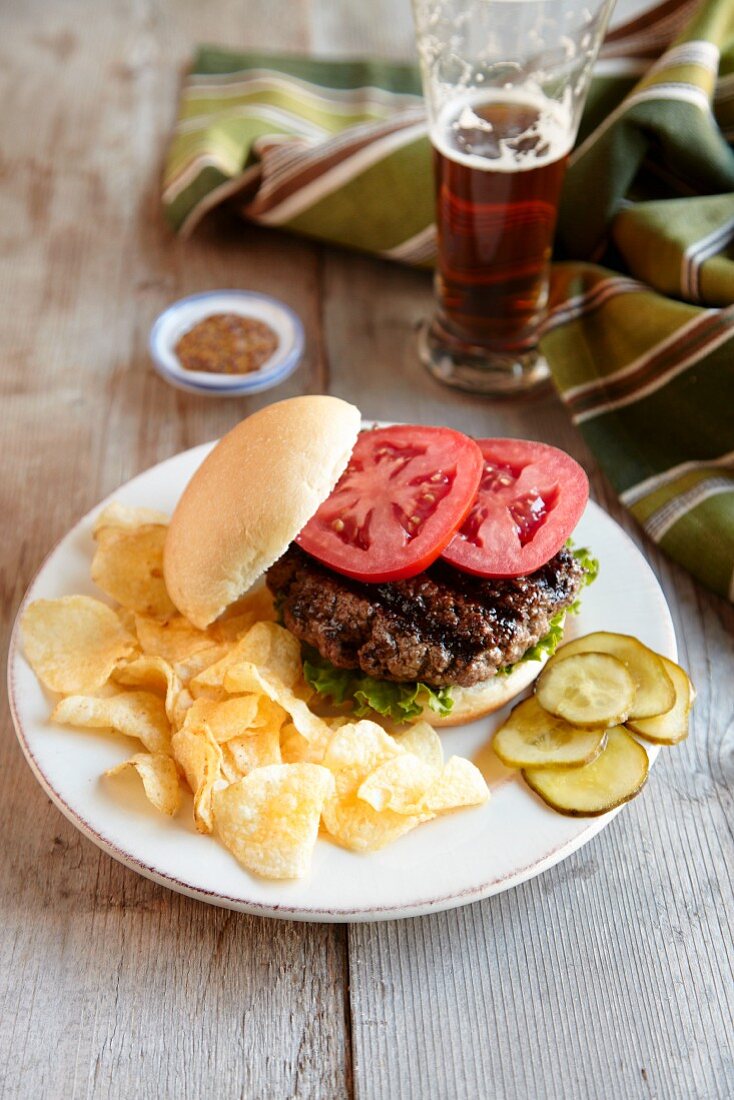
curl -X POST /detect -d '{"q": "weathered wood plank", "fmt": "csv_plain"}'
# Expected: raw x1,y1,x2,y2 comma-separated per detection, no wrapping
309,0,416,59
0,826,351,1100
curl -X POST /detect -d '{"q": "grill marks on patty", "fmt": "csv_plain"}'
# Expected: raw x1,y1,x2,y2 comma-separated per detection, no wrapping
266,545,586,688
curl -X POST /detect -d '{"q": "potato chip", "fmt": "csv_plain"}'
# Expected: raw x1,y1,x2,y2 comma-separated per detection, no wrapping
182,695,260,741
211,586,276,642
187,623,299,693
322,721,403,791
106,752,181,815
218,661,262,695
321,721,427,851
92,525,176,619
171,687,194,730
392,721,444,772
251,695,289,732
218,695,286,776
21,596,136,695
357,753,439,814
116,606,138,635
188,640,251,693
211,613,262,645
53,691,172,755
324,795,428,852
183,694,285,739
220,629,326,742
280,721,333,765
213,763,335,879
218,753,240,785
234,622,304,688
171,723,222,833
93,502,169,534
325,716,354,730
185,685,230,708
224,725,282,777
274,690,334,743
113,655,182,724
224,660,329,744
418,756,490,815
174,645,233,687
134,613,217,664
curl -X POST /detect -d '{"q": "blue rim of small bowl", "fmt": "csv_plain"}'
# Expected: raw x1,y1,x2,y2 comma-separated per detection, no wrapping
149,290,305,396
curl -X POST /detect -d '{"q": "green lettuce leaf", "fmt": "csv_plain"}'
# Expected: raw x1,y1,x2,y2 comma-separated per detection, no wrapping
302,645,454,723
498,542,600,674
301,543,599,717
567,540,600,589
497,607,567,675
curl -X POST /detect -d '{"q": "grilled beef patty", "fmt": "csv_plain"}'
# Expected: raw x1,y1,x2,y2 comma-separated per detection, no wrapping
266,544,585,688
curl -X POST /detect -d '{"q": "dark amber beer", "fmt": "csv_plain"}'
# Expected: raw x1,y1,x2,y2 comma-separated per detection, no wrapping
431,94,571,353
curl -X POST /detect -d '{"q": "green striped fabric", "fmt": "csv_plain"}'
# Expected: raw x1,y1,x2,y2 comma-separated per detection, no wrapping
163,0,734,601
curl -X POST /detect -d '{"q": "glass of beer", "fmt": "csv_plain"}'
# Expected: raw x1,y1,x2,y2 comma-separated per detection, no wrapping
412,0,615,395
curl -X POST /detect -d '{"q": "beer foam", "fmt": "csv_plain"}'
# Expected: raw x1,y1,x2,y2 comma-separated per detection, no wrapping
431,91,573,173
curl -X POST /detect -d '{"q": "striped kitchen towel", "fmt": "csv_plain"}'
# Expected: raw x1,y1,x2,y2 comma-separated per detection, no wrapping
163,0,734,601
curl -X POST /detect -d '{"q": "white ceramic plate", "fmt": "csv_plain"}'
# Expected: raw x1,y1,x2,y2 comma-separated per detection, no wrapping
8,442,676,922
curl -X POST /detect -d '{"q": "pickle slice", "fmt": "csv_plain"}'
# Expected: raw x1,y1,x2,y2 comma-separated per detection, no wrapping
548,632,675,719
535,652,636,728
493,696,608,769
627,657,693,744
523,726,649,816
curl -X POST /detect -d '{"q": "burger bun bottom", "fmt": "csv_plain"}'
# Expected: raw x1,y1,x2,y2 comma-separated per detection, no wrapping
422,650,551,727
309,642,556,729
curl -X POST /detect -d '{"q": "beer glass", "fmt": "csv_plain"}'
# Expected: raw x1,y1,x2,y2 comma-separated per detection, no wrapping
412,0,615,395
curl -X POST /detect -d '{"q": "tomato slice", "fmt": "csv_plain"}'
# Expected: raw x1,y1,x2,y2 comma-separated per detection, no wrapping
296,425,484,582
441,438,589,577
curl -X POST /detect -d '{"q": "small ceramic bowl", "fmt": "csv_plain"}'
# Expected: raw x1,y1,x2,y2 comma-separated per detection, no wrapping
149,290,305,396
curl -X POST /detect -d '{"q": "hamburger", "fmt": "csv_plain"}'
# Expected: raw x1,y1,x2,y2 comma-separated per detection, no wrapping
164,395,596,727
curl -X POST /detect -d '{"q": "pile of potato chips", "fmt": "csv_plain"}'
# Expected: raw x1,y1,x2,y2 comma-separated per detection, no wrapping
20,504,489,880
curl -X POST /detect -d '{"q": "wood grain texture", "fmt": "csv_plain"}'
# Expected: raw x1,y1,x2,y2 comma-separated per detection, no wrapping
1,1,733,1099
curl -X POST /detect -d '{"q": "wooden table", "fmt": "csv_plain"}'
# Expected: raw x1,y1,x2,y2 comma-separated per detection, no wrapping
1,2,732,1097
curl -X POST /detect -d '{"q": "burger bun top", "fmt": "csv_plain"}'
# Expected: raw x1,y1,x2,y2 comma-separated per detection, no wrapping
164,395,361,628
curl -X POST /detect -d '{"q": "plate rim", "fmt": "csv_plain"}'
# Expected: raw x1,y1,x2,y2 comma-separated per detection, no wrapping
7,440,675,922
